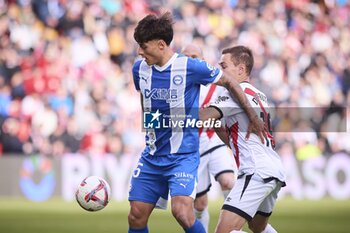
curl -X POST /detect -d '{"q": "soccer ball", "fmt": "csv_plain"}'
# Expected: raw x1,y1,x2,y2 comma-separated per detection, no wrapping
75,176,111,212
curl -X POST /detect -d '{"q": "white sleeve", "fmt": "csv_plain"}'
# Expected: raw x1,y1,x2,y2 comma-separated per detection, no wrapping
209,90,243,117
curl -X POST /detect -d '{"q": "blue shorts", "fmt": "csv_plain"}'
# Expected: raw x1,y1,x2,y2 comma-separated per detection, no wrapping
128,151,200,207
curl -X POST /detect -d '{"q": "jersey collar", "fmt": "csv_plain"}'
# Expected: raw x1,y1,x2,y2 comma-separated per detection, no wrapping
153,53,178,72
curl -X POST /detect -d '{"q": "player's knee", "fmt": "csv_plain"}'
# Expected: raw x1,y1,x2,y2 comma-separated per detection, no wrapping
172,204,194,228
218,174,235,190
248,222,266,233
128,206,147,227
172,210,193,228
194,195,208,211
220,180,233,190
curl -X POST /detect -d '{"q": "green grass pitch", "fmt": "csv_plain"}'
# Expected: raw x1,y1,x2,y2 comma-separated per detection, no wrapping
0,198,349,233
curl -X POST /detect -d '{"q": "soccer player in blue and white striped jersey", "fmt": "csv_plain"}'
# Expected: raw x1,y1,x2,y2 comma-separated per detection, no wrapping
128,12,266,233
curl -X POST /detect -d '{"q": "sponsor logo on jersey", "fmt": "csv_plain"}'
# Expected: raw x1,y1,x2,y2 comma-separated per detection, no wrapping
252,93,267,104
144,88,178,103
175,172,194,179
174,172,194,184
215,95,230,104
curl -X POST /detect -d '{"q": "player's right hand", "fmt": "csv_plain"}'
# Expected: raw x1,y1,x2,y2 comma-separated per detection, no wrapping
246,116,267,144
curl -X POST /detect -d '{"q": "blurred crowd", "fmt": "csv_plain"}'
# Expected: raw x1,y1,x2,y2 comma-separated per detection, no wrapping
0,0,349,159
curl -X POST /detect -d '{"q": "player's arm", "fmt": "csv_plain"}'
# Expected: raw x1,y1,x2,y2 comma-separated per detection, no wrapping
199,106,222,121
199,106,229,147
215,125,230,147
132,61,144,113
215,73,266,143
190,58,266,142
140,93,144,112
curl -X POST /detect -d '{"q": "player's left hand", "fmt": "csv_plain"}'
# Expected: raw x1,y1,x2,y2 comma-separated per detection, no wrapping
246,116,267,144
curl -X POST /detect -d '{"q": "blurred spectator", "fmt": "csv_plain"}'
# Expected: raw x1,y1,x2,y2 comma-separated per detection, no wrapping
0,0,349,159
0,117,31,154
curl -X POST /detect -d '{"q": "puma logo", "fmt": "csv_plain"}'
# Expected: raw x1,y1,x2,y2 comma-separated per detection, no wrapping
141,76,148,83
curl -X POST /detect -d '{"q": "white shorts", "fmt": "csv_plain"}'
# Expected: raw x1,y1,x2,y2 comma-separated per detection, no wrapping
196,145,237,196
222,174,284,221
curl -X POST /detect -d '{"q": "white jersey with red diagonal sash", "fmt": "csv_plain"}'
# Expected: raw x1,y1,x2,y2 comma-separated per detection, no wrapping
196,84,237,196
198,84,226,154
211,82,285,182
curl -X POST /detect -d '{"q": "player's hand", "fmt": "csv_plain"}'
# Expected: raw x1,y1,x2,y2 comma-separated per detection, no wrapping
246,116,267,144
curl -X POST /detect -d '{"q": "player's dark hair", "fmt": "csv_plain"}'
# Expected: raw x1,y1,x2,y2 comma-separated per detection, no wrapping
134,12,174,46
222,46,254,75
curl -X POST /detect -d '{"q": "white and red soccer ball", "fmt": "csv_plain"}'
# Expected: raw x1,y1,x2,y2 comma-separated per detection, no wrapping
76,176,111,211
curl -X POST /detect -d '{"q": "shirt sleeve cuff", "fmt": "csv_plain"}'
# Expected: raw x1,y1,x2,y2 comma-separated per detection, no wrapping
209,69,223,86
208,105,223,119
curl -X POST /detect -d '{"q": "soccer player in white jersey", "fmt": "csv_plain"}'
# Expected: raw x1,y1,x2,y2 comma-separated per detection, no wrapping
128,13,267,233
182,44,238,233
200,45,286,233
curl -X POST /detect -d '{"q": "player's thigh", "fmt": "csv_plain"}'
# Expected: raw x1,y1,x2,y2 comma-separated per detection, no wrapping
247,180,282,232
209,146,237,181
256,180,283,217
222,174,276,222
215,209,246,233
196,155,211,197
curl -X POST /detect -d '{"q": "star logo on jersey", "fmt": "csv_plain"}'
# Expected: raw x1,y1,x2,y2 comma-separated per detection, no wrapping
143,110,162,129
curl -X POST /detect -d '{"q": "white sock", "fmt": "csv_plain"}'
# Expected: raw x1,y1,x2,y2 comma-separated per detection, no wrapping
261,224,278,233
230,230,247,233
222,190,230,199
194,207,209,233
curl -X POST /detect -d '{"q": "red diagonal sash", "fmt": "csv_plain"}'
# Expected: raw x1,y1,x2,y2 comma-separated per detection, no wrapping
199,85,217,138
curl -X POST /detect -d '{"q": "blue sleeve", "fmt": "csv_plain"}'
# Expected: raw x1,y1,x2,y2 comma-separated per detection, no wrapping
187,58,222,86
132,60,142,91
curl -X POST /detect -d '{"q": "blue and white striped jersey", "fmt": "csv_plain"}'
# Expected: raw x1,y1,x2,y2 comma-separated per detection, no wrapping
132,53,222,156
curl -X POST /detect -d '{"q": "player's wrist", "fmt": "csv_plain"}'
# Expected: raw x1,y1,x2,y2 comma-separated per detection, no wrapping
246,109,259,122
